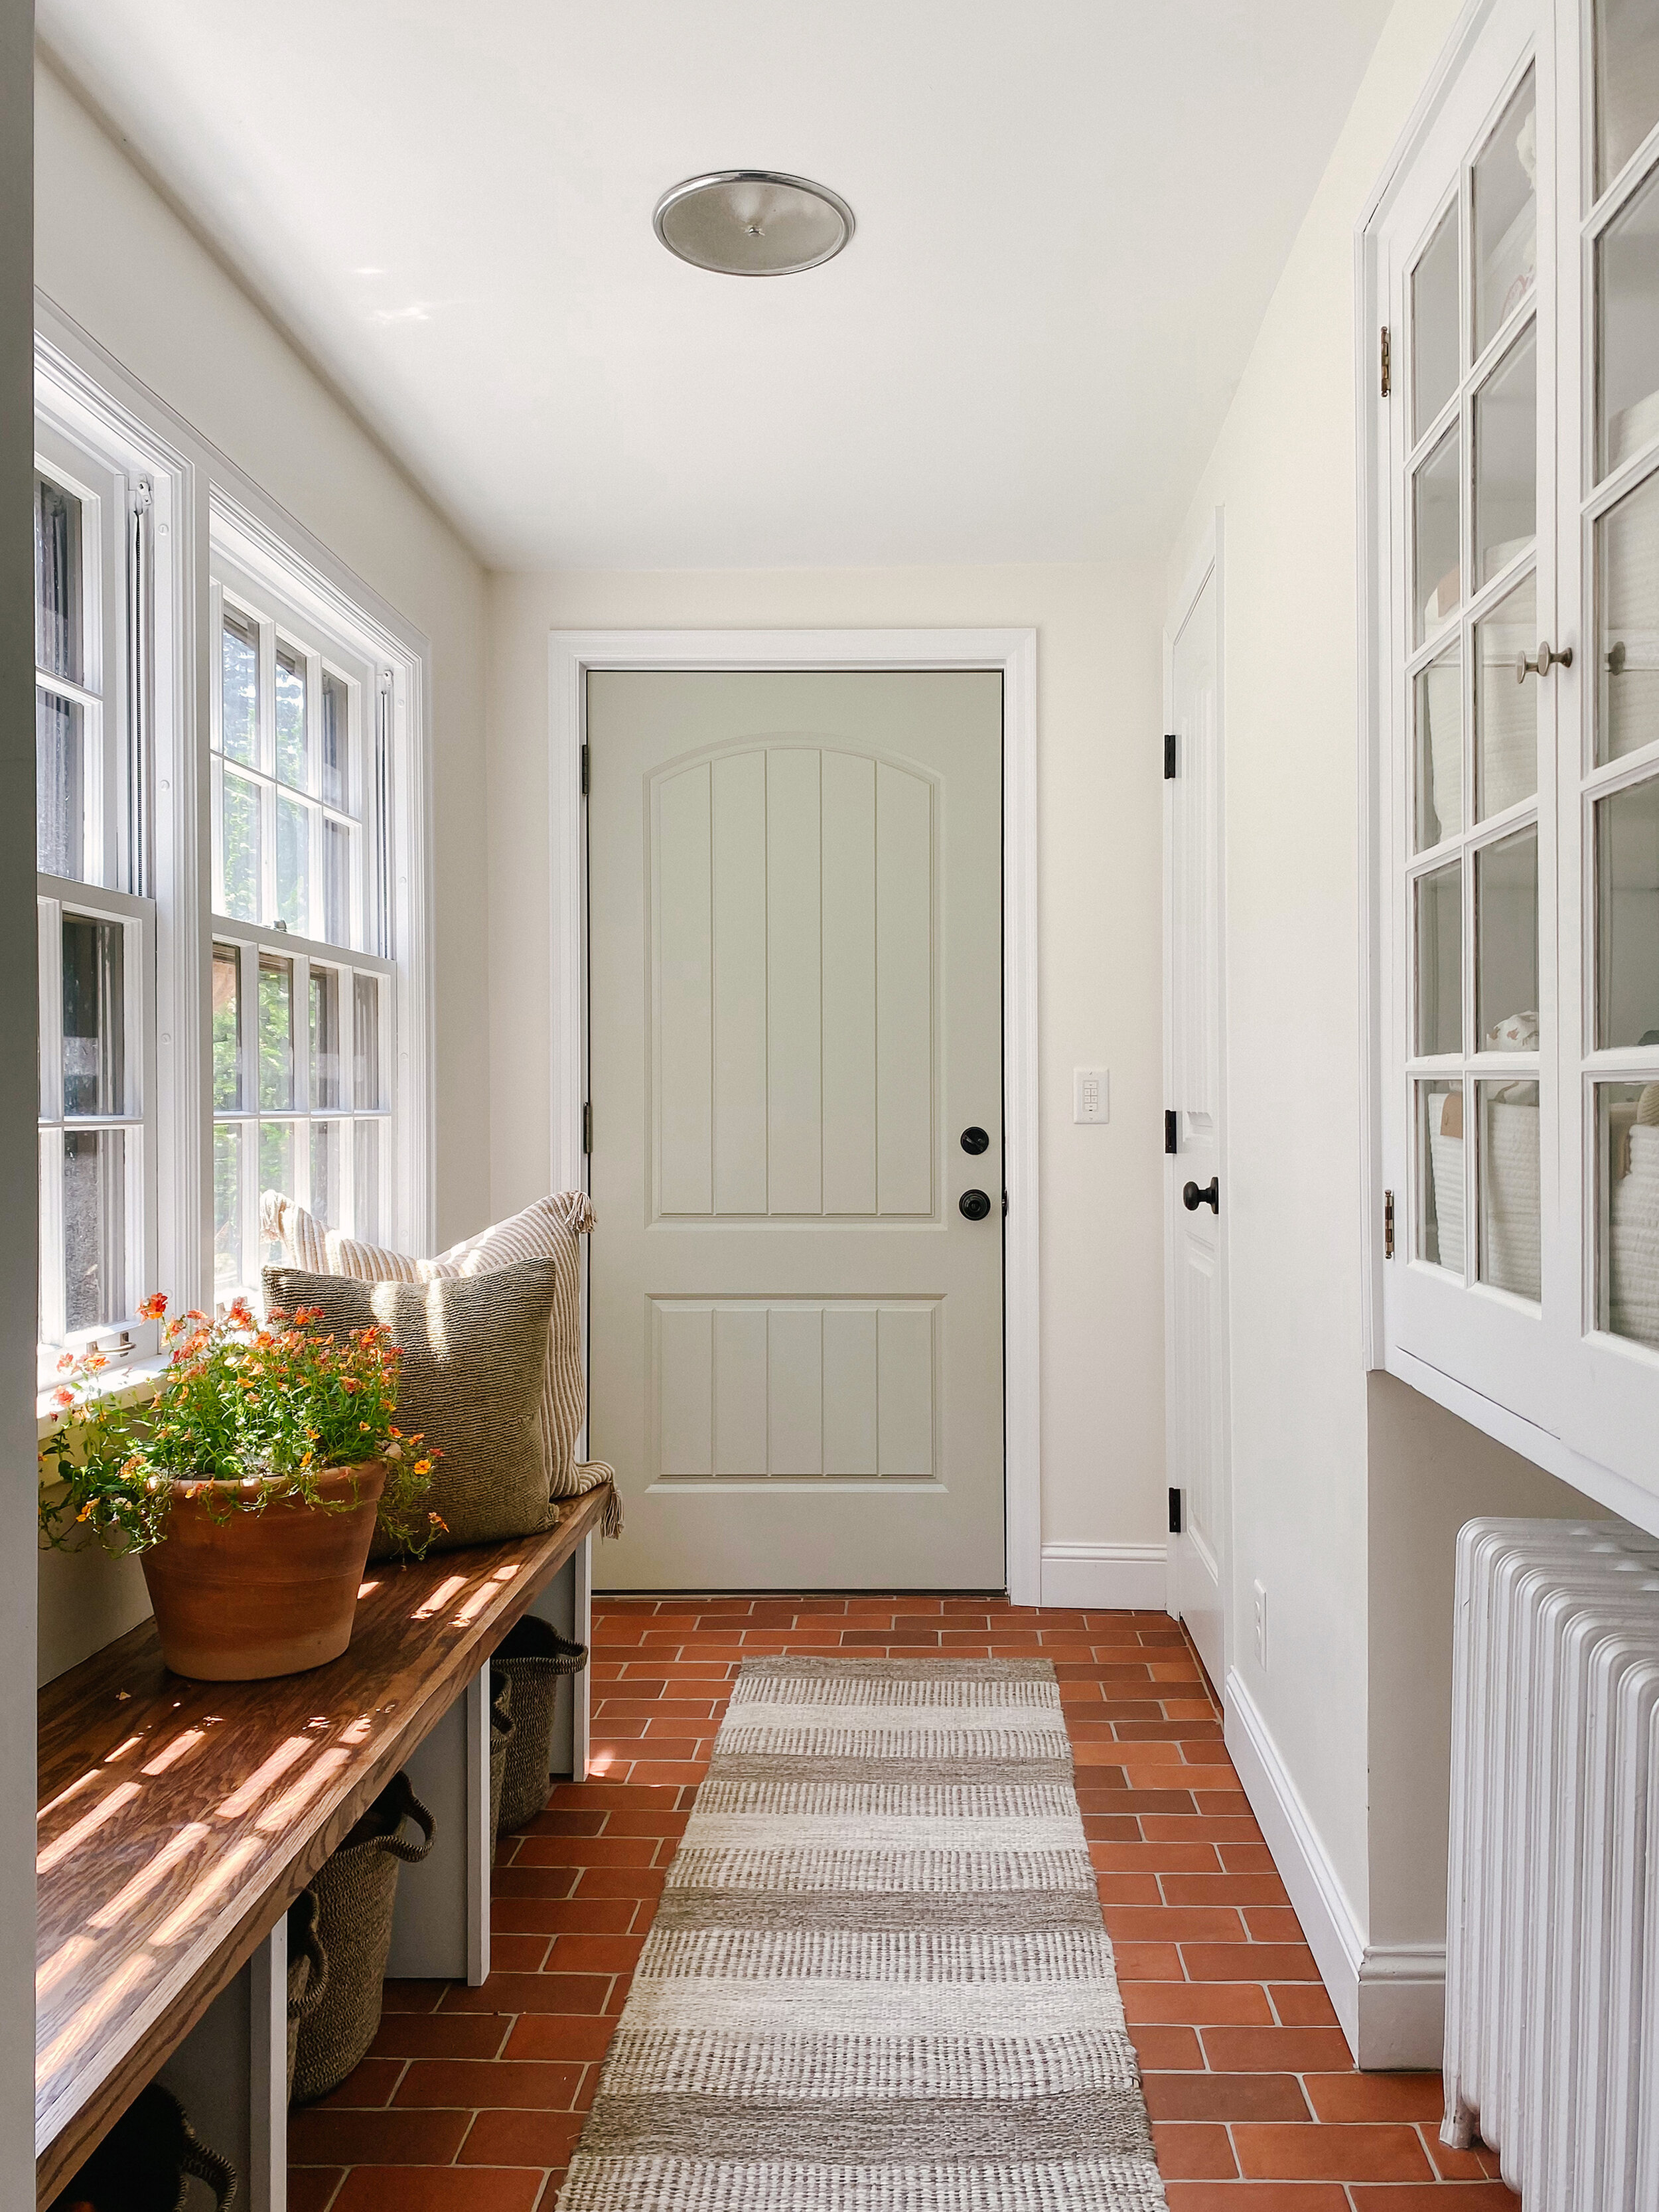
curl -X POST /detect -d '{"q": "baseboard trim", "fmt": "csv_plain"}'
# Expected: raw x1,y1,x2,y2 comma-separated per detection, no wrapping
1039,1542,1168,1611
1223,1670,1446,2068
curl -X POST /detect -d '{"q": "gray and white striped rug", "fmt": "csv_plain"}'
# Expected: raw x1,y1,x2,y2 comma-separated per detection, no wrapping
559,1655,1167,2211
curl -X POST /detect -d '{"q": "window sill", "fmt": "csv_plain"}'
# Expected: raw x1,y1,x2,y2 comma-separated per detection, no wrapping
37,1358,168,1443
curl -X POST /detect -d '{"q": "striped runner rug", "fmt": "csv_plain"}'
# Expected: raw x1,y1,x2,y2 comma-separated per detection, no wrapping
559,1655,1167,2211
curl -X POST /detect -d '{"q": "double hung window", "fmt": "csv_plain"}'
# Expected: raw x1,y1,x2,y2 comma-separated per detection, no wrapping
1374,0,1659,1499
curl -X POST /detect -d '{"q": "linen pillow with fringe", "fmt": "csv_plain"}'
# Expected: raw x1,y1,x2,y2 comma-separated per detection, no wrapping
261,1189,618,1536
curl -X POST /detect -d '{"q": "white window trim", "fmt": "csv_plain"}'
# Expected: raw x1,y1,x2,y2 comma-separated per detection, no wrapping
33,298,435,1368
1354,0,1659,1538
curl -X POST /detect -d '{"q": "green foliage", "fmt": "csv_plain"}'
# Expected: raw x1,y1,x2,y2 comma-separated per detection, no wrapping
40,1295,442,1558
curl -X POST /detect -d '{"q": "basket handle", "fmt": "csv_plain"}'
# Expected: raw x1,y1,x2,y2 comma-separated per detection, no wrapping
381,1779,437,1865
180,2128,240,2209
287,1891,330,2023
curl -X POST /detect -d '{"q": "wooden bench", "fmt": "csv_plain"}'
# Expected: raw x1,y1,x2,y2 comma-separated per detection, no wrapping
36,1485,611,2209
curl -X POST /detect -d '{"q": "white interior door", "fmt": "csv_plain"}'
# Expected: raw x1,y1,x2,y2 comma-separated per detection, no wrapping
1165,544,1229,1692
586,669,1005,1590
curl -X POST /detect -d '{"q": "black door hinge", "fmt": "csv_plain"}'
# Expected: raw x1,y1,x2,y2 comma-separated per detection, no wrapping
1165,1110,1178,1155
1164,732,1177,780
583,1101,593,1155
580,743,589,796
1169,1487,1184,1535
1384,1187,1395,1259
1380,325,1392,399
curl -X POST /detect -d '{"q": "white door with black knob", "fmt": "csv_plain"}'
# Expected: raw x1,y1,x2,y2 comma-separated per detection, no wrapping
586,668,1005,1590
1165,538,1230,1694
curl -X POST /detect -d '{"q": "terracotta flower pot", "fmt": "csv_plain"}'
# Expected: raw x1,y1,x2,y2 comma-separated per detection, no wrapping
140,1461,388,1681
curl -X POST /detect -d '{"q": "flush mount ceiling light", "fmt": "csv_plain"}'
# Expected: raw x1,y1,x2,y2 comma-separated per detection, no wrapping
653,170,855,276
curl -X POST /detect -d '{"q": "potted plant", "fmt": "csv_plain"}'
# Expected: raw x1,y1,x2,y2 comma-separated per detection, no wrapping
40,1296,441,1681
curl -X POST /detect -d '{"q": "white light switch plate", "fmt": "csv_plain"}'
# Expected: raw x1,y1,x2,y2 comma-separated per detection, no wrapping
1072,1068,1110,1124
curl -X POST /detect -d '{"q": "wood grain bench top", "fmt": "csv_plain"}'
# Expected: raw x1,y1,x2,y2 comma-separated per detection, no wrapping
35,1485,609,2202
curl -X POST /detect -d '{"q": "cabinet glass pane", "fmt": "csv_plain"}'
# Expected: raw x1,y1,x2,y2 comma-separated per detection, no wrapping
221,771,261,921
63,1128,129,1330
276,644,307,789
1596,0,1659,195
1475,569,1538,818
1473,68,1537,354
1414,426,1462,647
277,794,310,932
1413,203,1461,440
1597,163,1659,479
1474,325,1536,583
220,609,258,765
258,955,294,1110
213,1122,242,1296
61,915,124,1117
1417,1078,1465,1271
1598,468,1659,763
1415,645,1463,848
1599,1079,1659,1347
1475,826,1538,1047
1415,860,1463,1055
1478,1077,1541,1299
36,690,85,881
1595,774,1659,1047
212,943,242,1110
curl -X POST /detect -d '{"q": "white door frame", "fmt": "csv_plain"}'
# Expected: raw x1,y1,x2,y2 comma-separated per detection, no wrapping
1162,517,1232,1672
549,628,1041,1604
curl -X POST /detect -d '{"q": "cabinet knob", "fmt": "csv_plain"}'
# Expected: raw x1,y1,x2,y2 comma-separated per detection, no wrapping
1183,1177,1220,1215
1516,640,1573,684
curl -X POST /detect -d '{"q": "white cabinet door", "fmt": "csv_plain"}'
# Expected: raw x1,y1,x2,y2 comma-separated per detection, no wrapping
1166,542,1228,1693
587,670,1005,1590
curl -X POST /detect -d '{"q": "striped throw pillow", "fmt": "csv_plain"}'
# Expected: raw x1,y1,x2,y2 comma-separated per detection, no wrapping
260,1189,617,1532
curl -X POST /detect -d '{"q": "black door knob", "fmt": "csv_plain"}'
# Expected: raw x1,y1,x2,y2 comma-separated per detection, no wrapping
959,1189,993,1221
960,1126,989,1155
1183,1177,1219,1214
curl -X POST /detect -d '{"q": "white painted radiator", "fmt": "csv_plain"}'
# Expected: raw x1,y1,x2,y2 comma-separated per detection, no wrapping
1443,1517,1659,2207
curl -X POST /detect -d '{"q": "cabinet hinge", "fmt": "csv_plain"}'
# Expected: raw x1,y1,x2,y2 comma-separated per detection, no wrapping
1165,1109,1178,1155
1163,732,1177,780
580,743,589,796
583,1100,593,1155
1384,1187,1395,1260
1380,325,1392,399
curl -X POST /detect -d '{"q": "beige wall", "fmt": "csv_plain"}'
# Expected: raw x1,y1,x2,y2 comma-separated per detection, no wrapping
33,64,492,1679
485,562,1167,1561
1167,0,1595,2025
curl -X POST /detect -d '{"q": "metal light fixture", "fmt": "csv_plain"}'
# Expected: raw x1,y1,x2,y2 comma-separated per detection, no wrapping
653,171,855,276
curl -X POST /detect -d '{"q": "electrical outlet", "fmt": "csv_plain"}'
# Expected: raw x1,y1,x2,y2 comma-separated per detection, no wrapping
1073,1067,1110,1124
1252,1580,1268,1670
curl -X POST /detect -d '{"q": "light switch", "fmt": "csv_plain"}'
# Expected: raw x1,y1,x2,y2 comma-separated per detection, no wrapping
1073,1067,1110,1124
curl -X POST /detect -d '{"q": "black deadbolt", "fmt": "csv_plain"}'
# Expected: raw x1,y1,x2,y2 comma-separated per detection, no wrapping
960,1126,990,1155
1182,1177,1220,1215
959,1188,993,1221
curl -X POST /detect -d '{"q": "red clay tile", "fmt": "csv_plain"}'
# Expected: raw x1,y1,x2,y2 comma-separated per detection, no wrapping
1151,2122,1238,2178
1125,2022,1205,2069
1269,1982,1342,2027
459,2108,588,2165
1142,2073,1311,2122
288,2108,470,2166
310,2057,403,2109
394,2059,585,2110
369,2013,510,2060
441,1973,613,2015
1164,2189,1350,2210
286,2171,343,2212
1348,2189,1520,2209
332,2172,543,2212
1181,1943,1320,1982
1161,1873,1293,1905
503,2014,617,2063
1234,2122,1433,2179
1121,1980,1275,2026
1303,2072,1445,2122
1202,2025,1357,2071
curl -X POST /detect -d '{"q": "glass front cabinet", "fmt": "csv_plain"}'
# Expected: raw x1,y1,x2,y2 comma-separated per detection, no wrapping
1374,0,1659,1503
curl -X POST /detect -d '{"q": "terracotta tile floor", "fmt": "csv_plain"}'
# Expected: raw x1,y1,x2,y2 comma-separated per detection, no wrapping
289,1597,1521,2212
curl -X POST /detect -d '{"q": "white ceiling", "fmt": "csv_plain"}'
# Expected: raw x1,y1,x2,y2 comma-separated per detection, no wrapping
39,1,1390,571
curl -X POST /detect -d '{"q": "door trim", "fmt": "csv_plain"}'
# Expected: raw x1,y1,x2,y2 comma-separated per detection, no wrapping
549,628,1041,1603
1163,516,1232,1660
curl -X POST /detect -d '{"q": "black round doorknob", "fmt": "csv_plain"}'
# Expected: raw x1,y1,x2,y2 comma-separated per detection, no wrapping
1183,1177,1220,1215
959,1189,993,1221
960,1126,989,1155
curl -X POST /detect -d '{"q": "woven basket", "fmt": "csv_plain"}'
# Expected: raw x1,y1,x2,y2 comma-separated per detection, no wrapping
285,1888,329,2103
495,1614,589,1834
48,2081,238,2211
489,1666,515,1860
291,1772,434,2105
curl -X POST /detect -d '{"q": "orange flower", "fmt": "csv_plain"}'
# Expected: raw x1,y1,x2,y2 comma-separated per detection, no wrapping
138,1291,169,1321
50,1387,73,1410
413,1458,433,1476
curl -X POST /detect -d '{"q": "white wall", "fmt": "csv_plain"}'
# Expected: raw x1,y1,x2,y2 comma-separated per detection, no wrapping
486,563,1167,1574
33,62,493,1680
1168,0,1599,2061
2,0,40,2187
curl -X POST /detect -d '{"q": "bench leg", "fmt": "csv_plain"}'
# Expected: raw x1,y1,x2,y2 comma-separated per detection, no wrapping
384,1662,492,1986
527,1530,593,1783
159,1918,285,2212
